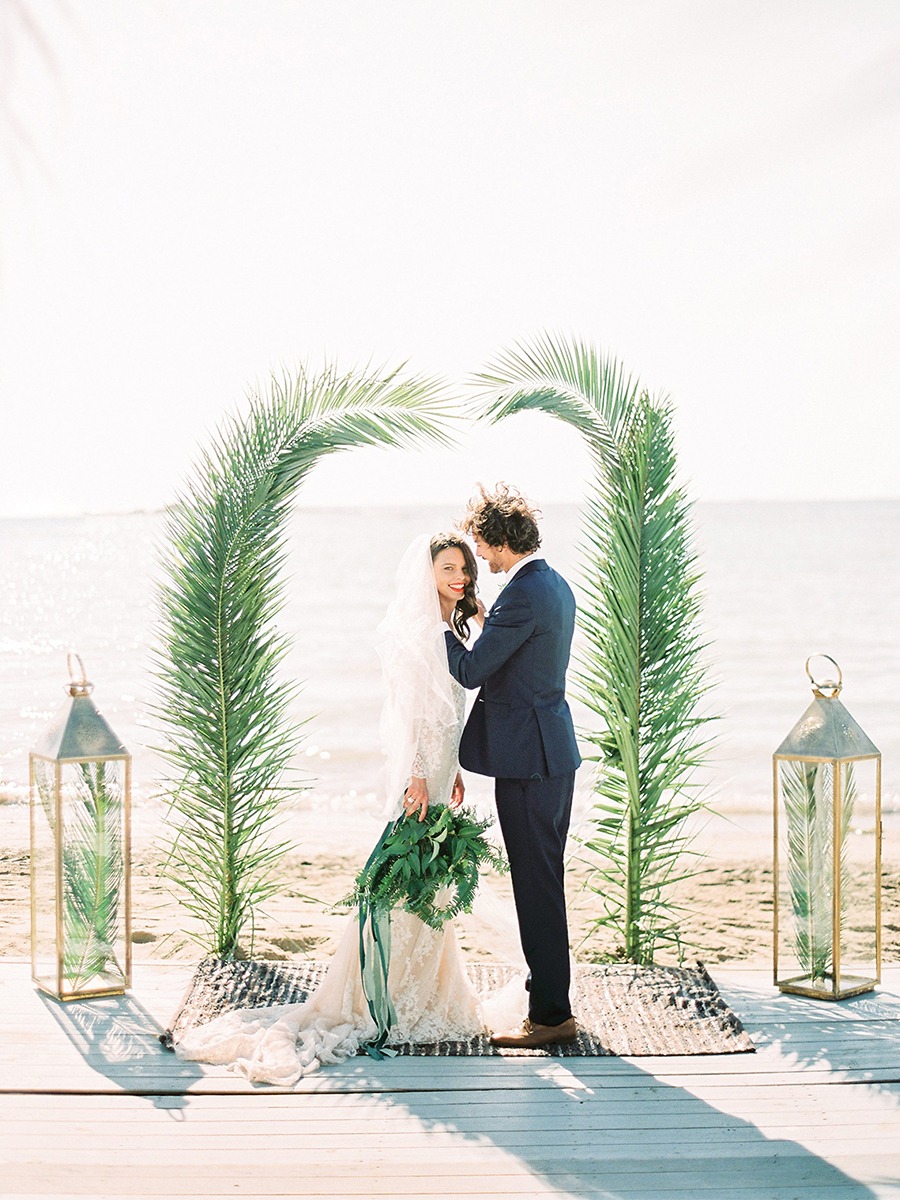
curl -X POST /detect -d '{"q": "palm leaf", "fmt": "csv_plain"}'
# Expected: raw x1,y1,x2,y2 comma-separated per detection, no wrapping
781,760,856,981
474,331,640,469
475,333,716,963
34,760,126,988
154,363,455,958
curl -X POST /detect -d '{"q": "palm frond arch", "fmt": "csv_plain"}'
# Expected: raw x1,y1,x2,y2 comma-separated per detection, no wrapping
474,332,716,964
155,364,454,958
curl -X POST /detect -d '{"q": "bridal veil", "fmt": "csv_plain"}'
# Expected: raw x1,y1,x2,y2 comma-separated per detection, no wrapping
375,532,459,818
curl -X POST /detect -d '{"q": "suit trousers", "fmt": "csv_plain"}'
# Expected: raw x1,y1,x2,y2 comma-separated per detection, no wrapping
494,772,575,1027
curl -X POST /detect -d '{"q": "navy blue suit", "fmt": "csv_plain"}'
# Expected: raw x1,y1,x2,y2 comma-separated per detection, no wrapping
445,559,580,1026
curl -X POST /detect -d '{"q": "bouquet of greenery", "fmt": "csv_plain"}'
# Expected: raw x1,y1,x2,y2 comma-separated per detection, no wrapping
347,803,507,929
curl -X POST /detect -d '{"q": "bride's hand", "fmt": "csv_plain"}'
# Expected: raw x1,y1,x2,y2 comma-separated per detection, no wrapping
403,775,430,822
473,598,487,628
450,772,465,809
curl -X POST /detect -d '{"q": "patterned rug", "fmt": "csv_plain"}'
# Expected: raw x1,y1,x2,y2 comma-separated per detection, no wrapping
162,958,754,1057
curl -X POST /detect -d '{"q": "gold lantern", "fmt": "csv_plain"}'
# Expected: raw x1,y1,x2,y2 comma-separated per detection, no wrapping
773,655,881,1000
29,654,132,1000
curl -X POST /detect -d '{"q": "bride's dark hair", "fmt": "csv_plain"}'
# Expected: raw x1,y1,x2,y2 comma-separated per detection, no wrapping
430,532,478,641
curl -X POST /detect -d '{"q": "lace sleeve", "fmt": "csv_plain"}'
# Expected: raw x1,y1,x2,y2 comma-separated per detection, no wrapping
410,717,446,779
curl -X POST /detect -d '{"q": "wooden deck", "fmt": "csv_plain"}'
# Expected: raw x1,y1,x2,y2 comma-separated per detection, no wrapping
1,961,899,1199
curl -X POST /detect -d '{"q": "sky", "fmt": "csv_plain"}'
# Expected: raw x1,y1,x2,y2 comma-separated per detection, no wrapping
1,0,898,518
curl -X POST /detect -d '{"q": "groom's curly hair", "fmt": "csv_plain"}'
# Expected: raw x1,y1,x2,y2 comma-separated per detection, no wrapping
460,483,542,555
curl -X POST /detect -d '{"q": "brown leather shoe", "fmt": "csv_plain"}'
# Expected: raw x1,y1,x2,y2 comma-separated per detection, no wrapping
489,1016,578,1049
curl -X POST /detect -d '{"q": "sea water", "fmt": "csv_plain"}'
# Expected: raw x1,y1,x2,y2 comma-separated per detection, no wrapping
2,502,899,838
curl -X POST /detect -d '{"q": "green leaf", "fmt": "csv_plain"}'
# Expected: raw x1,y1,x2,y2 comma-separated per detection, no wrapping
475,332,718,964
345,804,507,929
154,364,457,957
34,761,126,988
781,760,855,981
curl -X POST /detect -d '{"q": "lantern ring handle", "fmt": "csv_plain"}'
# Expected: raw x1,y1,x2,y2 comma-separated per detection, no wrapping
805,653,842,697
66,651,94,696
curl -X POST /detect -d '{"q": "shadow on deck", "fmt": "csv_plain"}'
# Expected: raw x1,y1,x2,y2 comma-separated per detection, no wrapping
1,961,898,1198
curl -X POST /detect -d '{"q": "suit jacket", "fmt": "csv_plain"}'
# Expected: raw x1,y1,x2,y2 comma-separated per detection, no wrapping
444,559,581,780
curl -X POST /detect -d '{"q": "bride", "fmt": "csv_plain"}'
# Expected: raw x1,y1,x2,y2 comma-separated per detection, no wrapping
174,532,507,1086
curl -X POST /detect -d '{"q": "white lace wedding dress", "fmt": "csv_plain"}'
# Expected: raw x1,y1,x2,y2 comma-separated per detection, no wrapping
174,678,495,1087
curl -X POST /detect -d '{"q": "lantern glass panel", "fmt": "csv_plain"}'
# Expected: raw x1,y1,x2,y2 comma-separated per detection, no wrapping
835,759,879,984
29,759,60,989
31,755,129,997
776,758,835,993
775,756,879,997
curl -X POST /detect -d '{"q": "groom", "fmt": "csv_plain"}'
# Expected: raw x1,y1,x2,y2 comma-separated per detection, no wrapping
444,484,581,1048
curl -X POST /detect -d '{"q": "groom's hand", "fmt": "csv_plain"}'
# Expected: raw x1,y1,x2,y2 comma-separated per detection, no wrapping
404,775,430,821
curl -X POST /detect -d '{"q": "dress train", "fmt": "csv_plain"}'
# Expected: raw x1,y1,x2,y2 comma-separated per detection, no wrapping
175,908,490,1086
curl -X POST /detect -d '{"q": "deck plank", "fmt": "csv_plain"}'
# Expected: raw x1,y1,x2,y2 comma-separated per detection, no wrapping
1,960,899,1198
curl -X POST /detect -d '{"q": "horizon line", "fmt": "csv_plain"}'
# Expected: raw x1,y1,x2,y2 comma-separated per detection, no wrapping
3,495,900,522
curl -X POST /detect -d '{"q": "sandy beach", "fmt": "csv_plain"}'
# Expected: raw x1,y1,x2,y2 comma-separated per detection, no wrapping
4,504,899,977
2,798,897,971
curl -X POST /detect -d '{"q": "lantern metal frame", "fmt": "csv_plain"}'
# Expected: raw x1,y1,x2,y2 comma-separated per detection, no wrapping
29,656,133,1002
773,656,882,1001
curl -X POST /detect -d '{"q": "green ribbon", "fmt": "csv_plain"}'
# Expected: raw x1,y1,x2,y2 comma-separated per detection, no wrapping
358,820,399,1059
